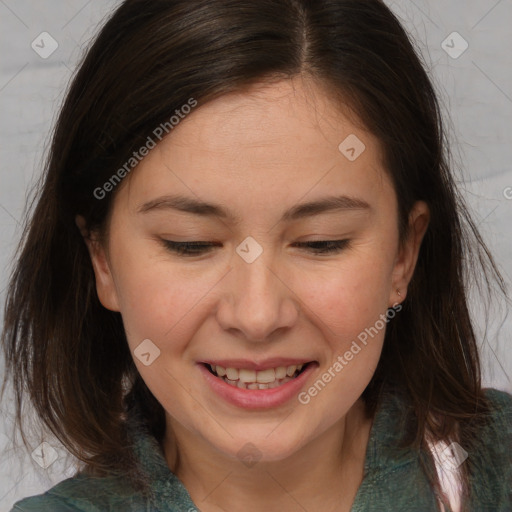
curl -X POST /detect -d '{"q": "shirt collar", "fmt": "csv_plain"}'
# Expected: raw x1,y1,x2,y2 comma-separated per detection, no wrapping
125,386,422,510
125,402,198,510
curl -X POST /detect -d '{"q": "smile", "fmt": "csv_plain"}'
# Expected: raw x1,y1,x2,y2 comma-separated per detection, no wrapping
198,361,317,409
206,363,307,390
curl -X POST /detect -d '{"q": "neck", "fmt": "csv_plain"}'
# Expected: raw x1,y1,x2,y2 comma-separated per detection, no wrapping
162,398,372,512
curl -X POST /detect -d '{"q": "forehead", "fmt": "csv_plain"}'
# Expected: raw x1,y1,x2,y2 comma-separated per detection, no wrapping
169,77,368,155
118,77,394,220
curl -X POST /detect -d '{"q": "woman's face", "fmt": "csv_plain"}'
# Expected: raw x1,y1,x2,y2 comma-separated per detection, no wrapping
84,77,429,463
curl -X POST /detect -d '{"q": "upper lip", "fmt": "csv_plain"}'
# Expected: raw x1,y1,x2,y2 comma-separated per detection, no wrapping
200,358,315,371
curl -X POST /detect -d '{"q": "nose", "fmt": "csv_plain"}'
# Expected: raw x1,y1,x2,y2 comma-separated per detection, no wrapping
216,251,299,343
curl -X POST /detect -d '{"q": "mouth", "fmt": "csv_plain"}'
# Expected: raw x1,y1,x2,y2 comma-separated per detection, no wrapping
202,362,312,390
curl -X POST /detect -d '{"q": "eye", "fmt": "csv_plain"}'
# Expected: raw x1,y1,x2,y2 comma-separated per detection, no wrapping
292,240,350,254
161,239,350,256
161,241,220,256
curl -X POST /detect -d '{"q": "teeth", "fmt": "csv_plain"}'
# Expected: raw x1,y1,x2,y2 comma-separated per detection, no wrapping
226,367,238,380
208,363,306,388
256,368,276,383
275,366,287,379
239,369,256,383
286,365,297,377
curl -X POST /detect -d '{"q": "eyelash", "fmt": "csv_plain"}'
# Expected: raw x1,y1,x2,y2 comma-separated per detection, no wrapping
162,239,350,256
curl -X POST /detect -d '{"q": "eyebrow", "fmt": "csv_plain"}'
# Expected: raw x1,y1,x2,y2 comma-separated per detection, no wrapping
137,193,371,223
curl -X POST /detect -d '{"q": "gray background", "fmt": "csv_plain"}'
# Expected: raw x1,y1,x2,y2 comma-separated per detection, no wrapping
1,0,511,509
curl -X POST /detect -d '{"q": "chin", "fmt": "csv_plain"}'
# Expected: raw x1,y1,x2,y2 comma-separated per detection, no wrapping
211,431,306,465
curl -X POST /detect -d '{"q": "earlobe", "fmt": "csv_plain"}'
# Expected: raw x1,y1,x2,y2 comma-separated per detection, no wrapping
75,215,121,312
389,201,430,305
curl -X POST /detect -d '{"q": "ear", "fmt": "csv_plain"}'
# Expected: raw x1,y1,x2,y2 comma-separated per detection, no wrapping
389,200,430,306
76,215,121,312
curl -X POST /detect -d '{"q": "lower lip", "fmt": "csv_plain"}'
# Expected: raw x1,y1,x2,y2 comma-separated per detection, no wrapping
197,362,317,409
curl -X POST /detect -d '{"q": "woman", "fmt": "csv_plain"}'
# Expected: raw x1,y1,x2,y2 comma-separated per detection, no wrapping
2,0,511,511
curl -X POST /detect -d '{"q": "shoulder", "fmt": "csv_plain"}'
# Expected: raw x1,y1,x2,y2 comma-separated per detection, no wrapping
479,387,512,461
483,386,512,409
471,387,512,465
481,387,512,438
9,473,147,511
469,388,512,508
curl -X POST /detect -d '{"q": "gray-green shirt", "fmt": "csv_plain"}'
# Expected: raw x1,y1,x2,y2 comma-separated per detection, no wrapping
10,388,512,511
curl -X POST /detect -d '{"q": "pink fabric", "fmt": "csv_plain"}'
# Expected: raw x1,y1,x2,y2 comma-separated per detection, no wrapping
428,439,463,512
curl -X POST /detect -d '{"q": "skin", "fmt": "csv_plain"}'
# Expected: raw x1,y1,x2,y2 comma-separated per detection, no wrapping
78,75,429,512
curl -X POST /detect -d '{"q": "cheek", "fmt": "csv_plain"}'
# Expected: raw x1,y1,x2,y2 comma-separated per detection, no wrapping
108,239,201,350
295,261,391,423
294,252,394,343
111,223,395,356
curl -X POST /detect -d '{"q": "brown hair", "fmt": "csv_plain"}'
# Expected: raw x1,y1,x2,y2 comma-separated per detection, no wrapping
1,0,508,508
